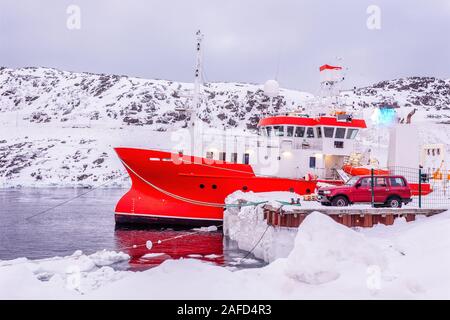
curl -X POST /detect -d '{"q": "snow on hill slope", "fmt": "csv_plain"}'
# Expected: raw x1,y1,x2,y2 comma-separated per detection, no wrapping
0,67,449,188
342,77,450,120
0,67,312,130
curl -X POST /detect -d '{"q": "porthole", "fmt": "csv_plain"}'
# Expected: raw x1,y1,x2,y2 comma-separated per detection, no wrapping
305,188,311,194
199,184,205,189
212,184,217,189
289,187,294,193
242,186,248,191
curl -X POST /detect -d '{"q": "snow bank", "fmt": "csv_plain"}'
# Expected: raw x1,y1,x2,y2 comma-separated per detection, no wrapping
224,191,389,285
2,209,450,299
0,250,130,298
285,212,387,285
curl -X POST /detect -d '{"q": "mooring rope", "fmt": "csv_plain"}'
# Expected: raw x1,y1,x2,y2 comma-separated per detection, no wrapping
240,224,271,263
118,225,224,251
235,203,285,265
25,173,126,221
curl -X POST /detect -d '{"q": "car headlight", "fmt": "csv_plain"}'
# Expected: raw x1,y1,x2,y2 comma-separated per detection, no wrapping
322,190,331,195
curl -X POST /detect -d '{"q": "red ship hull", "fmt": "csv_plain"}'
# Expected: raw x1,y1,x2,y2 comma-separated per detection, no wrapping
114,147,317,227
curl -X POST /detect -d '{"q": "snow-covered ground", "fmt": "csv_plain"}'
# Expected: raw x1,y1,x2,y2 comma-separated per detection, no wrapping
2,205,450,299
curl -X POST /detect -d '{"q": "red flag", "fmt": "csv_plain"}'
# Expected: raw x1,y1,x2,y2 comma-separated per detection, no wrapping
320,64,342,72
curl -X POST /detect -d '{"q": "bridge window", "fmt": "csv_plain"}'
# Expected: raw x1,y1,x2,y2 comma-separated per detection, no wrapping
306,127,315,138
206,151,214,159
243,153,250,164
309,156,316,168
231,153,238,163
334,141,344,148
266,126,272,137
324,127,334,138
316,127,322,138
294,127,305,138
274,126,284,137
335,128,346,139
346,128,358,139
219,152,226,161
286,126,294,137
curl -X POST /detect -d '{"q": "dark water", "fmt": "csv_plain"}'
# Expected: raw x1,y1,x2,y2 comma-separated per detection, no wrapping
0,188,264,270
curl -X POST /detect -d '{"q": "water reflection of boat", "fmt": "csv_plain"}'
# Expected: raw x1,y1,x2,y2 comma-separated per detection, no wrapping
114,227,224,269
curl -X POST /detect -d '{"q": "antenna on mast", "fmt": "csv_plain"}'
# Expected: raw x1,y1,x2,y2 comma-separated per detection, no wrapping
191,30,204,127
175,30,204,127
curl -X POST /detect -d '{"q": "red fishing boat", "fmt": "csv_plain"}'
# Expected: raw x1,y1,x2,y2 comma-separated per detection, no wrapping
114,147,318,226
114,110,367,226
114,31,367,226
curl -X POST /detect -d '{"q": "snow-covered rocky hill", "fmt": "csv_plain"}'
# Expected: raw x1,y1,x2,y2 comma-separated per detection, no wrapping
0,67,449,188
342,77,450,123
0,67,312,130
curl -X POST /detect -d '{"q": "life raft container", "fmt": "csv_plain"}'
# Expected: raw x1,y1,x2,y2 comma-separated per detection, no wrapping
342,164,389,176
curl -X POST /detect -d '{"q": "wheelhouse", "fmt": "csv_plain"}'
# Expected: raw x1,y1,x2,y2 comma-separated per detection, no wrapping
257,114,366,155
256,113,368,179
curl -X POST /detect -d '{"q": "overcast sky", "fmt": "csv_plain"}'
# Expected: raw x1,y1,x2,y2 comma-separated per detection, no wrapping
1,0,449,92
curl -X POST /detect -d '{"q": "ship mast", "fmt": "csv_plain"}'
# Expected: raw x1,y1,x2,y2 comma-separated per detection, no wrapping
174,30,204,128
191,29,204,127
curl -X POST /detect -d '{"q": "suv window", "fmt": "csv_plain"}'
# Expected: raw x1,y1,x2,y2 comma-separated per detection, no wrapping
359,178,372,187
375,177,387,187
389,177,406,187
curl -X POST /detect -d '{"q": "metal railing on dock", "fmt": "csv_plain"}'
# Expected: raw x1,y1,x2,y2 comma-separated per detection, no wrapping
385,166,450,208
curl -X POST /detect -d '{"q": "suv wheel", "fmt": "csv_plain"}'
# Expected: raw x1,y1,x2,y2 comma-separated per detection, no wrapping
387,196,402,208
331,196,349,207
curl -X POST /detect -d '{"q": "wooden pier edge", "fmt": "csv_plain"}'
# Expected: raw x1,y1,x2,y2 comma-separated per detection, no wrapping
261,204,447,228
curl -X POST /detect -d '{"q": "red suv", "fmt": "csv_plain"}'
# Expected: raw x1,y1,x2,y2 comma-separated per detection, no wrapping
318,175,412,208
